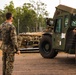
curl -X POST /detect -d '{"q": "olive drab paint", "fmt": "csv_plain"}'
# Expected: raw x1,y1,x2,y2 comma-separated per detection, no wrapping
39,5,76,58
52,5,76,53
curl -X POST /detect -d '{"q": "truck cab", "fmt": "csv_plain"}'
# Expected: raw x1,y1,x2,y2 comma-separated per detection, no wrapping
39,5,76,58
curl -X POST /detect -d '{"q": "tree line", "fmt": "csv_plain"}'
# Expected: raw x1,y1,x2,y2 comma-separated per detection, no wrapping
0,0,48,33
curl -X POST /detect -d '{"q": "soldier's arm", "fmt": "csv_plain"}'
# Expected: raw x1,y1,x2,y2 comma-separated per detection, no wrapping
0,25,2,49
10,25,19,52
0,25,2,33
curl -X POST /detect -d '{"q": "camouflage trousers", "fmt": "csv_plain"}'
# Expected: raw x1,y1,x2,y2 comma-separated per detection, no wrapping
2,51,15,75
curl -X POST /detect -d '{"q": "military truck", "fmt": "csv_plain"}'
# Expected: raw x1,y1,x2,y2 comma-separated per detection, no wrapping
39,4,76,58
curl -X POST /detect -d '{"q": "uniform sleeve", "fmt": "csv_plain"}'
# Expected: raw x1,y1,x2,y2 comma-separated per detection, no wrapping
0,25,2,33
10,25,19,52
0,25,2,49
0,25,2,40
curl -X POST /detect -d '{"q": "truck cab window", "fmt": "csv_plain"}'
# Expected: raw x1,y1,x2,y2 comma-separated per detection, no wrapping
55,18,62,33
71,14,76,26
64,15,69,27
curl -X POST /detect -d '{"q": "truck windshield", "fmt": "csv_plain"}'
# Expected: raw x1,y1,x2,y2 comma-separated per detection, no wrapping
71,14,76,26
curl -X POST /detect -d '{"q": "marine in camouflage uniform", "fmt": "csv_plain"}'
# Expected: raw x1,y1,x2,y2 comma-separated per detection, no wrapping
0,12,19,75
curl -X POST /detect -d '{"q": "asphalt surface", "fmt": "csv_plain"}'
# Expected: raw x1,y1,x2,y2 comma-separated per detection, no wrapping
0,51,76,75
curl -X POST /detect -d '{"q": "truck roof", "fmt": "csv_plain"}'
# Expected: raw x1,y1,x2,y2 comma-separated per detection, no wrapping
56,4,76,14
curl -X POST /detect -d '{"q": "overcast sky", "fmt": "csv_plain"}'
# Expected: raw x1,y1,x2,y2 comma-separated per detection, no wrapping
0,0,76,18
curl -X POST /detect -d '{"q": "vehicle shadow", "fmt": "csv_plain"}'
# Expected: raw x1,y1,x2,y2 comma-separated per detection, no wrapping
55,55,76,65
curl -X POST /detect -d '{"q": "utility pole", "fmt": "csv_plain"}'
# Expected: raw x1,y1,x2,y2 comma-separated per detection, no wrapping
27,26,29,32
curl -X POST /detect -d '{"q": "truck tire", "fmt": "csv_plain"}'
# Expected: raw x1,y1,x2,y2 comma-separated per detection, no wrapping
39,35,58,58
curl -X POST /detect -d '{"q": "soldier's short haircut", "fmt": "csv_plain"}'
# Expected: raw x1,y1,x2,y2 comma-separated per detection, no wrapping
6,12,12,20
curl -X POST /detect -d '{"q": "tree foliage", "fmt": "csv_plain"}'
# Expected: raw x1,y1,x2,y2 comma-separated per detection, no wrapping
0,1,48,33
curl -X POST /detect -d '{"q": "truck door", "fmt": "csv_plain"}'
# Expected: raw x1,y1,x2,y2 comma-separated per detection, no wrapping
53,17,63,49
53,15,69,50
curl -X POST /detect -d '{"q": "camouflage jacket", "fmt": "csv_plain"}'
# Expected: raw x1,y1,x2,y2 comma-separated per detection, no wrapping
0,21,18,53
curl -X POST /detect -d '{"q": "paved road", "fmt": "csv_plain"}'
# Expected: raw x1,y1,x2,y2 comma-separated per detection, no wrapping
0,51,76,75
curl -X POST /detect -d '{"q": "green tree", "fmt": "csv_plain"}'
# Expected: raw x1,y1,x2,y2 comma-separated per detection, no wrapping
29,0,48,31
15,3,37,33
22,3,37,32
4,1,16,14
0,1,48,33
0,9,5,24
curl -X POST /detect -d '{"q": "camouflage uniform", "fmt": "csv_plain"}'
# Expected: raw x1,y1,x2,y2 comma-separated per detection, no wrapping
0,21,18,75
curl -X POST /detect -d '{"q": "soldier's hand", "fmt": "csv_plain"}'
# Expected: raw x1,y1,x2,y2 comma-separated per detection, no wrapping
16,50,20,55
73,28,76,34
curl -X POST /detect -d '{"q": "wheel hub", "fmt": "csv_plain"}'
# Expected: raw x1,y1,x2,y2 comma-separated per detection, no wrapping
42,41,51,53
